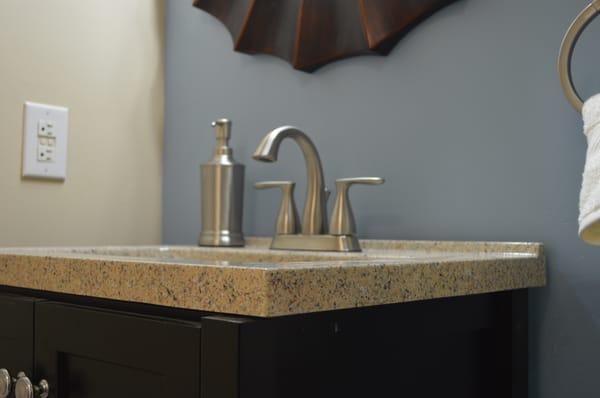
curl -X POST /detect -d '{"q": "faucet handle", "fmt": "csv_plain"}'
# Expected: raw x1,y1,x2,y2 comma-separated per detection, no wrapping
255,181,301,235
329,177,385,236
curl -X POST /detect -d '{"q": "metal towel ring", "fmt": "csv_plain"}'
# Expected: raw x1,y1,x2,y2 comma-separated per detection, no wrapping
559,1,600,113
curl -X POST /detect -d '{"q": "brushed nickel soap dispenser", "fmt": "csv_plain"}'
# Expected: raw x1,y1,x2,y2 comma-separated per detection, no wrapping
198,119,245,247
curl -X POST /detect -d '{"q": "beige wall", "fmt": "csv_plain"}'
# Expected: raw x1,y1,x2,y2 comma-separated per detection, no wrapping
0,0,164,246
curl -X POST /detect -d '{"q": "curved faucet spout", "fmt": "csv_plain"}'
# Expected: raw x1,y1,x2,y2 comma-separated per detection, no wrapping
253,126,327,235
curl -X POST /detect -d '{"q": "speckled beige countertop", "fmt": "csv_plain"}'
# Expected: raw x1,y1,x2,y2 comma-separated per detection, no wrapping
0,237,545,317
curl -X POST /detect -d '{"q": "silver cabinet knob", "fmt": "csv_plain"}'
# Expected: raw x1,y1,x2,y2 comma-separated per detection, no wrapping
329,177,384,236
0,369,12,398
14,373,49,398
255,181,300,234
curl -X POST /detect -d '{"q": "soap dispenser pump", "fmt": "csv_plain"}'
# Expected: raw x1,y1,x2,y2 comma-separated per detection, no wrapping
198,118,245,247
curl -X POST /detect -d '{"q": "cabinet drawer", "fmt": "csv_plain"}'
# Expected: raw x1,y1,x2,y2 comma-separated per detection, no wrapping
0,293,40,376
35,302,202,398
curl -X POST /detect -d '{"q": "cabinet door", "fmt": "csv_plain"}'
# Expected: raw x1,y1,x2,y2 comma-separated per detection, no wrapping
0,293,39,379
34,302,202,398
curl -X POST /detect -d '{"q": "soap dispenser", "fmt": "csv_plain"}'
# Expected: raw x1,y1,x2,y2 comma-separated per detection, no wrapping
198,118,245,247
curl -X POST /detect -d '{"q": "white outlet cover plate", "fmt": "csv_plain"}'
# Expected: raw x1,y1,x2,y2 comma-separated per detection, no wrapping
22,101,69,180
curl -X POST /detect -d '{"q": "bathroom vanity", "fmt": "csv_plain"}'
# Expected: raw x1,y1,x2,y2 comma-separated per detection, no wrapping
0,238,545,398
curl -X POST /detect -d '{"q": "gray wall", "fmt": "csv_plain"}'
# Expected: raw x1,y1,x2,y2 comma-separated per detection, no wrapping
163,0,600,396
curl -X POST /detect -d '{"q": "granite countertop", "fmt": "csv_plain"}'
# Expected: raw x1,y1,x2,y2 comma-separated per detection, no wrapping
0,237,546,317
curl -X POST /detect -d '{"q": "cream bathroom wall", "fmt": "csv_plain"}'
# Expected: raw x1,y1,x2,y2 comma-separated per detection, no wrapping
0,0,164,246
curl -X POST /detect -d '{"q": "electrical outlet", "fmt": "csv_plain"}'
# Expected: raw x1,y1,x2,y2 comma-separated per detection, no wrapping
22,102,69,180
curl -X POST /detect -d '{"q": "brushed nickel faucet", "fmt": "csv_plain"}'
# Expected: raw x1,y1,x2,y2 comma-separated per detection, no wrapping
253,126,327,235
254,126,384,252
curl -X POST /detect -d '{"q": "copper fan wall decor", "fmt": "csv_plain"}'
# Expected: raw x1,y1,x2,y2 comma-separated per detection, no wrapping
193,0,459,72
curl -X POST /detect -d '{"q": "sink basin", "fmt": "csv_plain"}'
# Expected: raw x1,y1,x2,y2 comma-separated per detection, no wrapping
65,245,372,264
1,237,540,268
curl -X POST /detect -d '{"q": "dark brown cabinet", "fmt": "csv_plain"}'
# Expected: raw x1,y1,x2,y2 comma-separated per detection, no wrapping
34,303,202,398
201,291,528,398
0,288,529,398
0,294,201,398
0,293,39,395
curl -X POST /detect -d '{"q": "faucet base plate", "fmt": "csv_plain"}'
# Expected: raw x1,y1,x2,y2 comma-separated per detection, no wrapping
270,234,361,252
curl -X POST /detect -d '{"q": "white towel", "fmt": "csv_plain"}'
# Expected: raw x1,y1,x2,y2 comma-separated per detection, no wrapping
579,94,600,244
